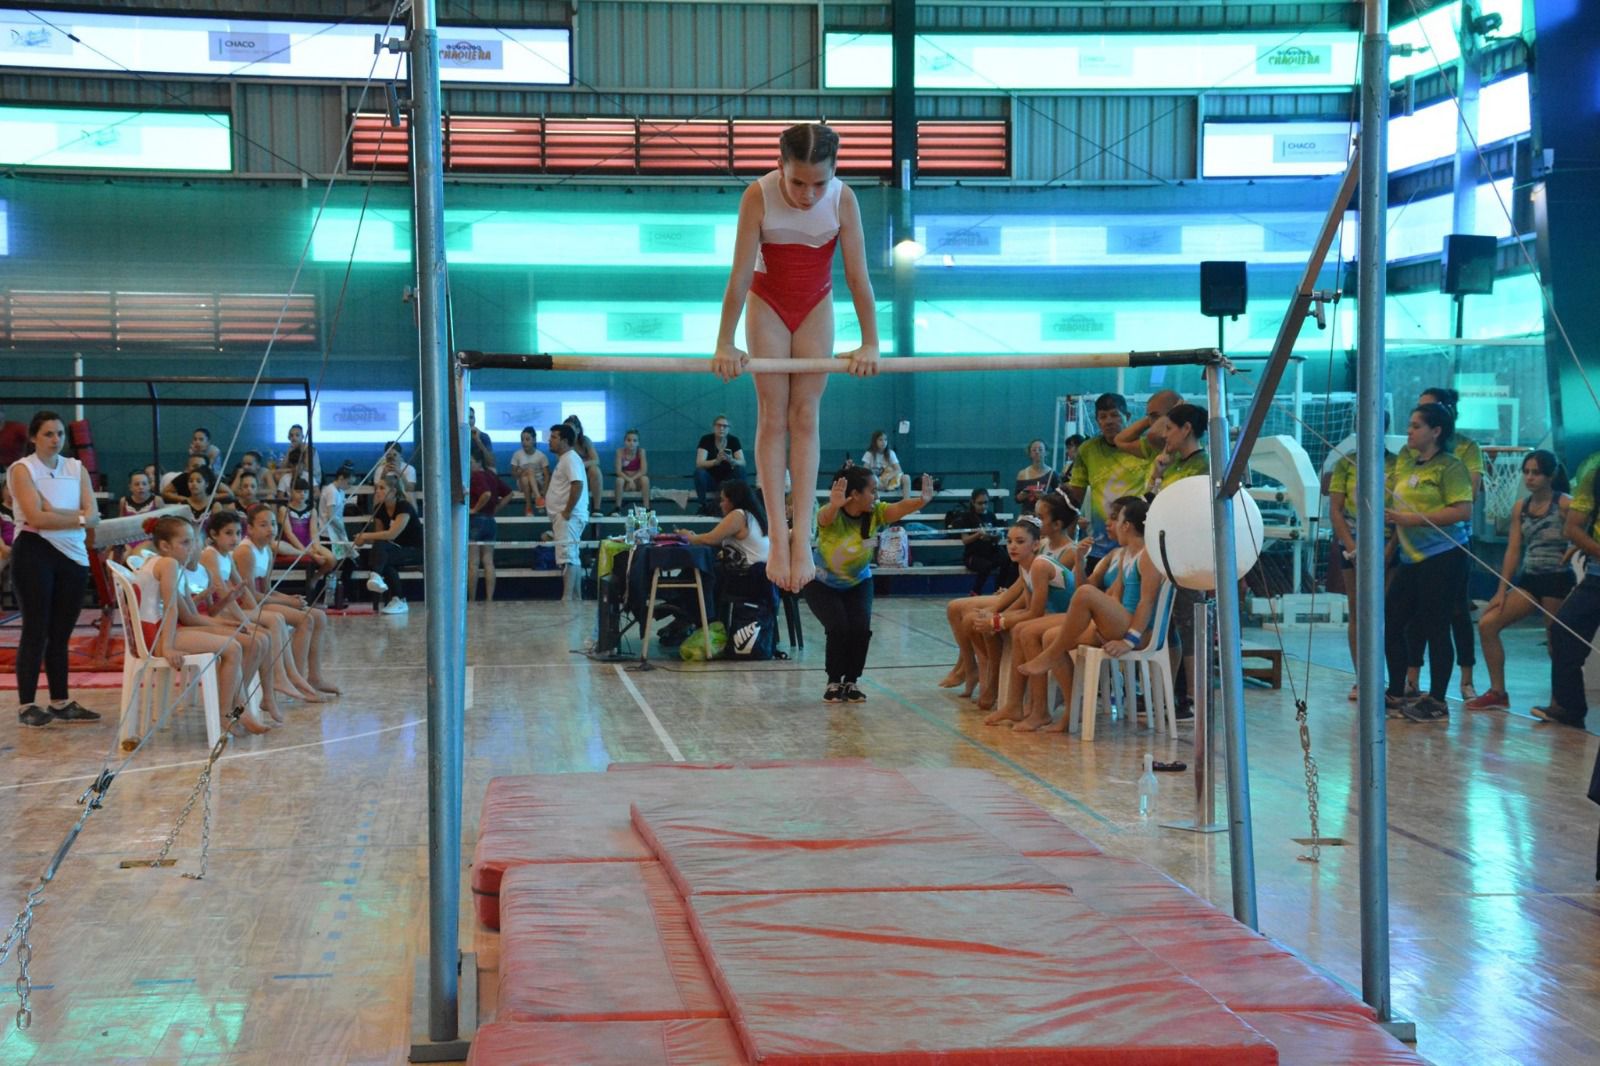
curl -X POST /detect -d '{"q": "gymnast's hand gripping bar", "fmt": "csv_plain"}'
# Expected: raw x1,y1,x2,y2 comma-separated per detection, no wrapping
456,348,1224,374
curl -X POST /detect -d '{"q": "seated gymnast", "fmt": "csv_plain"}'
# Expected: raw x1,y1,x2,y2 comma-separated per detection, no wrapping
613,428,651,514
202,511,291,725
509,426,549,516
161,454,211,504
713,123,880,592
180,465,220,525
134,515,269,735
961,515,1067,727
276,476,338,598
232,503,339,700
1018,496,1165,735
986,492,1083,731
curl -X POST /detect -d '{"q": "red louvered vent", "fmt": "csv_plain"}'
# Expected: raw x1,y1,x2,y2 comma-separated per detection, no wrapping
448,115,542,171
639,119,731,174
543,117,637,173
218,293,318,347
115,292,217,346
730,120,792,173
731,119,894,176
918,120,1009,176
350,113,410,171
6,291,115,344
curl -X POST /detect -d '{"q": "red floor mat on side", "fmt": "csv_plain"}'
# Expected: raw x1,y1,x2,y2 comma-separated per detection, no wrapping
685,889,1278,1065
609,759,873,772
466,1020,748,1066
498,862,725,1023
632,790,1065,896
898,767,1106,857
473,765,910,928
1030,854,1221,920
1240,1011,1426,1065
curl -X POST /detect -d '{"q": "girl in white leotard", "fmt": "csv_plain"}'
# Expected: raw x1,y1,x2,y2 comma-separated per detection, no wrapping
135,515,268,737
231,504,339,703
203,511,288,724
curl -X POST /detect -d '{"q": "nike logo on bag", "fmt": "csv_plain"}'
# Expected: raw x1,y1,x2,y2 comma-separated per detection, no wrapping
734,620,760,655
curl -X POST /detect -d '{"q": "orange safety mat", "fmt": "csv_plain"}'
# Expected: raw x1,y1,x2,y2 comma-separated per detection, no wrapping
467,1020,747,1066
684,889,1279,1065
899,766,1106,857
1239,1011,1426,1065
498,862,725,1023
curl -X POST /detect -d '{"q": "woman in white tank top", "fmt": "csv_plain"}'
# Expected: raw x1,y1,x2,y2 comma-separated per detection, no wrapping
6,411,102,725
678,480,771,568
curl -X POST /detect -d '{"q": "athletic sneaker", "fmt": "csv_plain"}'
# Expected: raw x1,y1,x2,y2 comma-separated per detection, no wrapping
1531,705,1586,728
18,705,53,728
822,683,845,704
842,682,867,704
51,701,102,723
1400,695,1450,723
1384,694,1412,719
365,574,388,594
1465,690,1510,711
379,598,409,615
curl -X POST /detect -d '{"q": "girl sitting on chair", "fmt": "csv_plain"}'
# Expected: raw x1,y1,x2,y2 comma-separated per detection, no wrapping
276,476,337,598
987,492,1081,732
134,515,269,735
233,504,338,701
1018,496,1165,734
202,510,291,725
963,516,1051,723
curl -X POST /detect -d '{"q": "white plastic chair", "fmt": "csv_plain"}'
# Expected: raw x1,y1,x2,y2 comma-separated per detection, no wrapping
108,560,224,752
1069,580,1179,741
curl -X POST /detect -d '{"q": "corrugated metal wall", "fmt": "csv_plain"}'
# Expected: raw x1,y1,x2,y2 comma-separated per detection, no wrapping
7,1,1377,182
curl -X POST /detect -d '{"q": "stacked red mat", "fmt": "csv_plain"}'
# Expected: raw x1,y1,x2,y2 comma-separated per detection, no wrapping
468,762,1423,1065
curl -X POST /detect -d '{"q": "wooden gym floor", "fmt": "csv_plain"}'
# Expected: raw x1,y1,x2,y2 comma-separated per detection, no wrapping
1,598,1597,1066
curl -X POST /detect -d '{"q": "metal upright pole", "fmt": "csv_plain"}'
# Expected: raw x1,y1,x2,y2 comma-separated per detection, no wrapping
409,0,465,1046
1206,363,1259,929
1356,0,1396,1028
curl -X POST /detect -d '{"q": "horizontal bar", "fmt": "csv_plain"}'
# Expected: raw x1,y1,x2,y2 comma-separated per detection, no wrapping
0,375,313,387
458,349,1220,374
0,395,309,408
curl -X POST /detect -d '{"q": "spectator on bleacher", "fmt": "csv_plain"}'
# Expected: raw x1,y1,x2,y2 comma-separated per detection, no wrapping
469,409,495,469
1112,389,1183,461
8,410,102,727
277,477,337,600
1385,402,1474,724
510,427,549,515
1470,450,1571,712
1067,393,1152,573
804,467,934,704
547,423,589,604
232,471,264,516
1143,402,1209,720
188,426,222,468
376,441,417,493
679,479,770,567
353,473,422,616
613,429,652,513
181,466,218,525
861,430,904,498
946,488,1010,595
694,414,746,513
161,454,210,503
1013,439,1057,510
1534,448,1600,729
1415,387,1485,701
319,462,355,610
119,468,159,519
0,406,30,468
468,451,512,603
275,424,321,496
564,415,603,517
229,451,265,496
1062,433,1084,479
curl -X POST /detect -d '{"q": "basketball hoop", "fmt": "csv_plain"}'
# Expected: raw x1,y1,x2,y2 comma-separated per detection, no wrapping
1481,445,1533,540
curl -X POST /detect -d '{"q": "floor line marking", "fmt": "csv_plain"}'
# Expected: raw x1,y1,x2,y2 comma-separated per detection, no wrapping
613,664,685,762
862,679,1119,830
0,718,426,794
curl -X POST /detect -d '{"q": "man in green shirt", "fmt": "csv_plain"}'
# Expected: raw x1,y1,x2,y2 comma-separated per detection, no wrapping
1537,450,1600,728
1144,402,1209,720
1067,393,1154,570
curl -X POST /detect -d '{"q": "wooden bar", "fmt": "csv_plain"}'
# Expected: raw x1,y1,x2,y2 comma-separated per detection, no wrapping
458,348,1221,375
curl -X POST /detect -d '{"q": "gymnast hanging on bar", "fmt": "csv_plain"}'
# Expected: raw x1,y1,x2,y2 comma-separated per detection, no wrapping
712,123,880,592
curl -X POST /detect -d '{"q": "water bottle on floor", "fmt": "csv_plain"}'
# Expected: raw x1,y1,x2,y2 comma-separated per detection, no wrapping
1138,753,1159,821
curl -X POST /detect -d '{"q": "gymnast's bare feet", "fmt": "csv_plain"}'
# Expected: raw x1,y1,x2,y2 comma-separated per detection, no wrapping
1018,652,1056,677
1041,714,1070,734
766,535,791,592
983,704,1022,726
310,675,341,697
787,528,816,590
1012,711,1052,732
938,666,967,688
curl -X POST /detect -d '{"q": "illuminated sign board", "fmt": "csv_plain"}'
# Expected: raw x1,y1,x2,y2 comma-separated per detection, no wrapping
468,392,610,445
274,390,416,446
0,9,570,85
1202,121,1353,178
0,106,231,170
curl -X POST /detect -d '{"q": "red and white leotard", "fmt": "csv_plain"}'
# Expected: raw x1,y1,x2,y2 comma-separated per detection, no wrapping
749,169,843,333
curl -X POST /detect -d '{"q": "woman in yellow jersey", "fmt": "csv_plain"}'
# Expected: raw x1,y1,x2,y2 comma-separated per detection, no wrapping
1384,403,1475,722
1327,435,1396,701
1417,387,1485,699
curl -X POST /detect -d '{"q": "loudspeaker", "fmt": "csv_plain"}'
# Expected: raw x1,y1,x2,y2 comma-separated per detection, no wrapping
1441,234,1497,296
1200,260,1248,318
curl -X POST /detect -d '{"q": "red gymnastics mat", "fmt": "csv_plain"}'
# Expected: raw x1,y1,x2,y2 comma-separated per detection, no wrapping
471,764,1426,1066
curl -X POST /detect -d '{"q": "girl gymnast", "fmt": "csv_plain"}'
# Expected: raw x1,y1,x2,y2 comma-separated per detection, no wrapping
713,123,880,591
964,516,1058,724
994,492,1081,731
233,503,338,700
134,515,269,735
202,510,291,724
276,476,337,595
